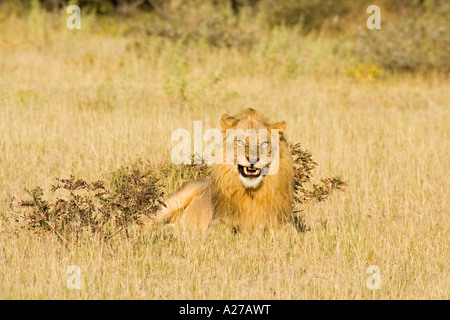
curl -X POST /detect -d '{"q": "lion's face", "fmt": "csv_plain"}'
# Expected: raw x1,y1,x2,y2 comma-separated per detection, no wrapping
234,133,271,189
218,109,286,189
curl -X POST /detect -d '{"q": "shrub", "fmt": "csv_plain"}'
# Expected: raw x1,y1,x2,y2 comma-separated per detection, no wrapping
256,0,357,31
351,10,450,73
10,143,345,243
12,165,164,244
290,142,346,205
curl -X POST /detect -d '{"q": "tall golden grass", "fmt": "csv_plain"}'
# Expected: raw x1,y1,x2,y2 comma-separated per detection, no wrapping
0,3,448,299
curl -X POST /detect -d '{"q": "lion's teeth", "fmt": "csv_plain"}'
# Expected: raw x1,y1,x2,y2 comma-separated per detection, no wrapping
241,166,261,176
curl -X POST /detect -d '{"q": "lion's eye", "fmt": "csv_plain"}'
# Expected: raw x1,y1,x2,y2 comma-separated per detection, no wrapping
236,140,245,147
260,141,268,148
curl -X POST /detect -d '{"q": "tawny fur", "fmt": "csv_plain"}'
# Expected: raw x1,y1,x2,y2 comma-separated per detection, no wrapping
153,108,294,233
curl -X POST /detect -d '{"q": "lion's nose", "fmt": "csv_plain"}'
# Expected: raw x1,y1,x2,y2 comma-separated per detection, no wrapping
248,157,259,165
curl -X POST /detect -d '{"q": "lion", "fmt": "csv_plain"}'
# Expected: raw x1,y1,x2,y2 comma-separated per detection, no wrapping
153,108,294,233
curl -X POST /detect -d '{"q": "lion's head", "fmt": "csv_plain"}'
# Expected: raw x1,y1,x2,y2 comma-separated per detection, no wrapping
217,108,287,189
210,108,294,229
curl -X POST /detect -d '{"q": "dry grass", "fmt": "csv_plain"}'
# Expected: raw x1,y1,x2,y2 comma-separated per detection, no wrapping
0,5,449,299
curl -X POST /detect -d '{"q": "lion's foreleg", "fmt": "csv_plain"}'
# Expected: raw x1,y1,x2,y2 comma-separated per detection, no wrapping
152,179,211,224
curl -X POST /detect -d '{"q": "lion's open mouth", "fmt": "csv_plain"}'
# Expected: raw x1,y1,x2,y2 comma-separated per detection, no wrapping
238,165,261,178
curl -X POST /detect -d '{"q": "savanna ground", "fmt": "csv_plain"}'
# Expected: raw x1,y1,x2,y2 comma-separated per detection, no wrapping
0,1,449,299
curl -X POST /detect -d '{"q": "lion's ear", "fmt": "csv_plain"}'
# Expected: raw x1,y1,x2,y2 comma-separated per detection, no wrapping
272,121,286,135
220,114,237,130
